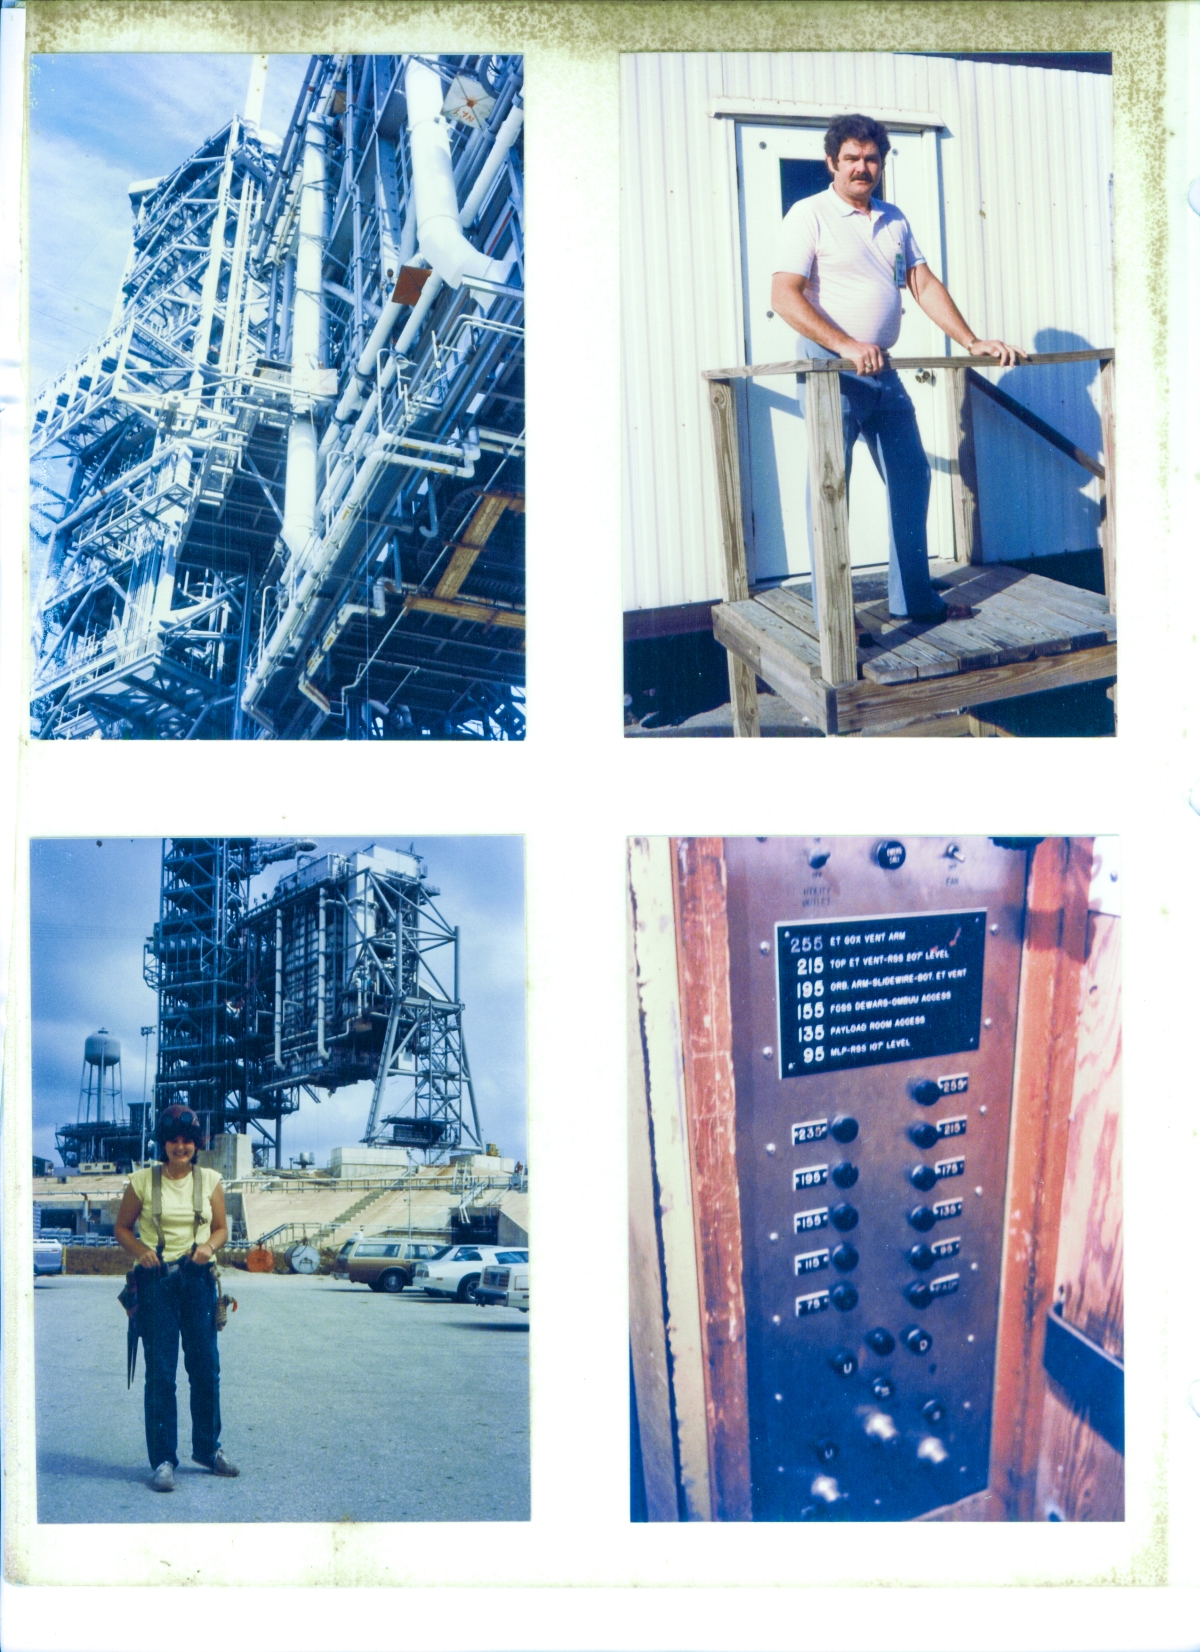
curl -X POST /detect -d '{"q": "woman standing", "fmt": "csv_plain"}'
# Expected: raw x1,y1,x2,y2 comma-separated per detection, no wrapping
114,1103,239,1492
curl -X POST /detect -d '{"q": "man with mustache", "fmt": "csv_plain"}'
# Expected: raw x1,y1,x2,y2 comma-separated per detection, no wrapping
772,114,1025,621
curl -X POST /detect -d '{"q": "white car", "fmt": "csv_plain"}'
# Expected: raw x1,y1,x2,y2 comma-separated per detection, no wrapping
412,1244,528,1303
475,1259,529,1312
34,1239,64,1276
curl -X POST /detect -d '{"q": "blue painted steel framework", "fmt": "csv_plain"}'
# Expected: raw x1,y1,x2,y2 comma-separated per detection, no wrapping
143,838,480,1167
31,54,525,740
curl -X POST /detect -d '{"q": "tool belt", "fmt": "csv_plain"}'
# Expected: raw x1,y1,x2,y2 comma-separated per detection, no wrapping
118,1166,237,1386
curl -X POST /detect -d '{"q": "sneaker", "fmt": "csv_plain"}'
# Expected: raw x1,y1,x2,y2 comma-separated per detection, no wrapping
194,1448,239,1477
150,1461,175,1492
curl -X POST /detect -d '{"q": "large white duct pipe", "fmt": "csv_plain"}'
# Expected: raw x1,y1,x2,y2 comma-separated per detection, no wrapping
282,113,328,557
282,413,317,559
404,58,510,290
292,115,328,386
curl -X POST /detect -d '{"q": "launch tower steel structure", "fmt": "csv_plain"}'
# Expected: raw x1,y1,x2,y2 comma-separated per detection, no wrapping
31,54,525,740
144,838,482,1167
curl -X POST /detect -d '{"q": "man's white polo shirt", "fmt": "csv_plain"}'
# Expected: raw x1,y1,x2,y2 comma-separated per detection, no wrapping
775,185,925,350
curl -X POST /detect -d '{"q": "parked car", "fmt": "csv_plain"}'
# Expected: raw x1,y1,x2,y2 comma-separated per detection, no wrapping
337,1239,449,1293
475,1258,530,1312
413,1245,528,1303
33,1239,63,1277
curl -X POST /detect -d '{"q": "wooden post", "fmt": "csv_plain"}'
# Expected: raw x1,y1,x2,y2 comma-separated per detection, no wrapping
706,378,760,736
989,837,1093,1521
627,837,714,1521
945,364,982,564
1098,357,1116,614
805,369,857,686
671,838,753,1521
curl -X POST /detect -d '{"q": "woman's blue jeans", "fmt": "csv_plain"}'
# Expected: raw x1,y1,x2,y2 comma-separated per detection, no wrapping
138,1259,222,1469
797,354,941,619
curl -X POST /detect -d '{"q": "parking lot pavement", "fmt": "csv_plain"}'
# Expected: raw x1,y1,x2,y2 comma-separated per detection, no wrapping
34,1272,530,1524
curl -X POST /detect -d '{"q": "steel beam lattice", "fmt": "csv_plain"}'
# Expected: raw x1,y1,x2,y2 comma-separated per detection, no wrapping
32,54,525,740
143,838,481,1168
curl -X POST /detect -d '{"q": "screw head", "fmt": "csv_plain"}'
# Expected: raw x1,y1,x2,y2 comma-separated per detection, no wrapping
760,941,770,954
762,1046,774,1059
765,1142,776,1155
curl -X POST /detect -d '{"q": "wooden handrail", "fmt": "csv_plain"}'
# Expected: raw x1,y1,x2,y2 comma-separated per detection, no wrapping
702,347,1113,381
703,347,1116,735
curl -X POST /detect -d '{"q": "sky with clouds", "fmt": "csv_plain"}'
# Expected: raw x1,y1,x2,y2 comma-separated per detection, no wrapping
29,53,311,388
30,837,527,1171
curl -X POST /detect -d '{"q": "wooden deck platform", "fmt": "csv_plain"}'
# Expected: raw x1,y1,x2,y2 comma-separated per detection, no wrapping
712,561,1116,736
704,350,1116,737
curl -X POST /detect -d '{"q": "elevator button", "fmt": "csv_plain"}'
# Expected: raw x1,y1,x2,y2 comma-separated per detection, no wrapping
910,1164,938,1191
831,1161,859,1189
917,1436,950,1465
907,1244,935,1271
922,1398,947,1426
830,1202,859,1231
829,1349,857,1377
830,1114,859,1144
870,1374,895,1401
904,1281,932,1309
831,1283,858,1311
876,841,906,870
907,1205,936,1232
864,1411,899,1443
831,1243,859,1273
903,1324,933,1355
865,1327,895,1356
908,1122,939,1150
910,1079,942,1107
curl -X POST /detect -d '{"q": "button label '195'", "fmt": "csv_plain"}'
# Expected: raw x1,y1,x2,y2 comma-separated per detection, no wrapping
794,1164,829,1190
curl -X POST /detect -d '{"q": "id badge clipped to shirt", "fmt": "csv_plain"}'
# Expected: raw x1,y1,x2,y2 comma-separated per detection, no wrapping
894,251,906,288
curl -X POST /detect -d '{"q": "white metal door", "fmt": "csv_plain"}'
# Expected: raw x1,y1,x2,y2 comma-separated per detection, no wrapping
737,123,953,585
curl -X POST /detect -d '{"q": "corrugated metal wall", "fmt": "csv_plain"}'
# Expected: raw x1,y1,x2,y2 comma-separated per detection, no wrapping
622,54,1114,612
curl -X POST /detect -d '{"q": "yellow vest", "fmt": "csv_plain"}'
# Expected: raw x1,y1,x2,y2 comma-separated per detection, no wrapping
129,1165,222,1261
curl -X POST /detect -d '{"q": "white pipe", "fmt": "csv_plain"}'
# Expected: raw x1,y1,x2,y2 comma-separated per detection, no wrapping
291,115,327,390
282,413,317,559
458,99,522,227
283,113,328,558
274,909,284,1068
319,86,518,459
317,892,328,1059
404,59,509,290
241,431,394,716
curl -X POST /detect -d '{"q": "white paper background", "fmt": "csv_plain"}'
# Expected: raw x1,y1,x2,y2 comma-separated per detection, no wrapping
2,1,1199,1647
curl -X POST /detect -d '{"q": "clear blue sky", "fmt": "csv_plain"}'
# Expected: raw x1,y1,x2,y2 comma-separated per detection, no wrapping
29,53,310,387
30,838,527,1169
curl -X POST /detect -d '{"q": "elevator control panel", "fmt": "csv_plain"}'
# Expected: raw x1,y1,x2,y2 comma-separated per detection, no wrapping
724,837,1027,1521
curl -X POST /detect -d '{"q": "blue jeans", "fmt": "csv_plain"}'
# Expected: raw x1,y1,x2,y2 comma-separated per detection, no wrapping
137,1259,222,1469
797,346,941,619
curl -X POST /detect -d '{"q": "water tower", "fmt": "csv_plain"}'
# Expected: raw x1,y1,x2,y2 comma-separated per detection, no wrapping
55,1028,142,1171
81,1029,122,1125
